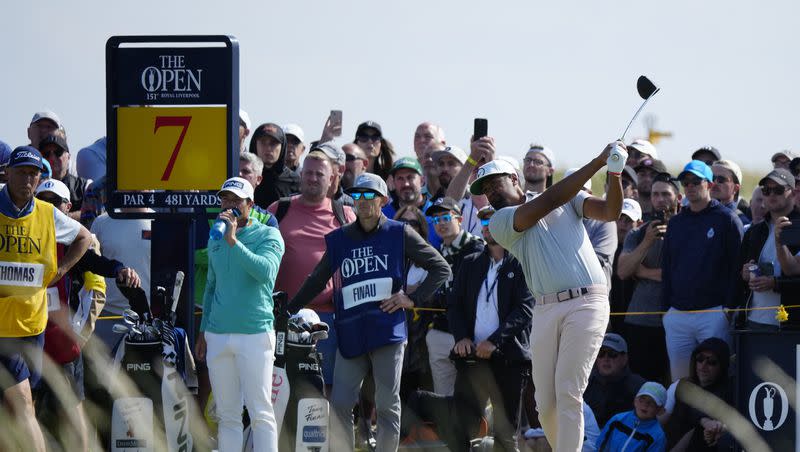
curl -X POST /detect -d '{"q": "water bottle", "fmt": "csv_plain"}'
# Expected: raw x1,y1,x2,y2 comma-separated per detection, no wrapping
209,208,241,240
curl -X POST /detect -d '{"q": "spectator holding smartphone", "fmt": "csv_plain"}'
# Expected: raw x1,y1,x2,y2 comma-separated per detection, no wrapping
740,169,800,330
617,173,680,382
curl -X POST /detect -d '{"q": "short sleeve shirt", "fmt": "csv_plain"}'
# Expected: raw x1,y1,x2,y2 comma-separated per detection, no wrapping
489,191,607,299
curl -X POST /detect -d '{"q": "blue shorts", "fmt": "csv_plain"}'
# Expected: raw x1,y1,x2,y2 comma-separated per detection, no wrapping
316,312,338,385
0,333,45,392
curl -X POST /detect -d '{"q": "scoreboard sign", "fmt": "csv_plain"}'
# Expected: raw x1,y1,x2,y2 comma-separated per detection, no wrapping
106,36,239,217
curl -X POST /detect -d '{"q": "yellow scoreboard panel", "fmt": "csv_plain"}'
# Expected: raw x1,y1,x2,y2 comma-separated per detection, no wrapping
116,106,228,191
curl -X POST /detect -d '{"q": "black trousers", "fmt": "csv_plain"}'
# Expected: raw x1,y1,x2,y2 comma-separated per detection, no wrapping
624,322,670,384
405,358,528,452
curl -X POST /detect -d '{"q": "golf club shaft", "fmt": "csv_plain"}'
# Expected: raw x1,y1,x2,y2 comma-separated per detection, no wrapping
620,97,653,142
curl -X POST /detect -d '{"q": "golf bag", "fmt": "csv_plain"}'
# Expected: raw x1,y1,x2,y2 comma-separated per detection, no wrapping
243,294,329,452
109,275,197,452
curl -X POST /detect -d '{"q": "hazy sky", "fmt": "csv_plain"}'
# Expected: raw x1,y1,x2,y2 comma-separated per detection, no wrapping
2,1,797,174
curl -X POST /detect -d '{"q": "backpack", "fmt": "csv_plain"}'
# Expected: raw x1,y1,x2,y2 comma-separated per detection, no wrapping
275,196,348,226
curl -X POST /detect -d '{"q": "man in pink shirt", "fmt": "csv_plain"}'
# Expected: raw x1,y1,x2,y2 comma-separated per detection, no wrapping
268,146,355,386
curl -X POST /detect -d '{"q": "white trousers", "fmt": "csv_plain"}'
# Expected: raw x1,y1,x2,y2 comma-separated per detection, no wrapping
531,292,609,452
206,331,277,452
662,306,731,380
425,329,456,396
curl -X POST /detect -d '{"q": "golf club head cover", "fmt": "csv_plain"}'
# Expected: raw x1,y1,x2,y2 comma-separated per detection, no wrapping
607,144,628,175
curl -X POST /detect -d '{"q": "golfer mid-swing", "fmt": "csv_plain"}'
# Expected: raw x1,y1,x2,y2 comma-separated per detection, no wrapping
468,138,627,452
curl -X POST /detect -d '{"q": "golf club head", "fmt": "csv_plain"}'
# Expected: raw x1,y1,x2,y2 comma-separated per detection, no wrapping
310,330,329,342
123,308,140,322
130,325,143,336
311,322,330,332
112,324,130,334
637,76,660,100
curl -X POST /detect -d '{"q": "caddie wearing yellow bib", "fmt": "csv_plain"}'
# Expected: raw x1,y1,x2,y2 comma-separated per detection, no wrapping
0,146,90,452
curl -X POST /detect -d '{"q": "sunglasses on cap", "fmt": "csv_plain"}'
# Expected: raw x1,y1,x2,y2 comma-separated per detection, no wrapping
761,185,788,196
41,148,66,159
597,349,622,359
356,134,381,143
695,354,719,366
432,214,459,224
350,191,379,200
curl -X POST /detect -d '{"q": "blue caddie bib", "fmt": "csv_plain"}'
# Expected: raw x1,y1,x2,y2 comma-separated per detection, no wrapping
326,220,406,358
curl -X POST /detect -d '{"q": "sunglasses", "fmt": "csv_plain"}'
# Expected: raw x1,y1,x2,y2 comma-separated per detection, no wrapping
695,354,719,366
356,134,381,143
523,157,548,167
42,148,66,159
679,177,705,187
350,191,378,200
480,218,491,227
432,214,458,224
761,185,788,196
401,219,422,228
598,349,622,359
712,176,733,184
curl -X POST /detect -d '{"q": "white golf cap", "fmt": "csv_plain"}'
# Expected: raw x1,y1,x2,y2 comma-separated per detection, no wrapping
432,145,467,165
239,109,251,130
217,177,254,200
347,173,389,197
498,155,521,171
564,168,592,192
35,178,70,201
621,198,642,223
772,150,797,162
283,123,305,144
526,145,556,169
636,381,667,407
712,159,743,184
470,159,518,195
628,139,658,160
30,110,61,128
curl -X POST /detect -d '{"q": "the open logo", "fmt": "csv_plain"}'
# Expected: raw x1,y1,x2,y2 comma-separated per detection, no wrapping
748,382,788,431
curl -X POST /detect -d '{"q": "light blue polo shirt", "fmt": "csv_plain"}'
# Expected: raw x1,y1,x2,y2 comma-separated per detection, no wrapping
489,191,606,299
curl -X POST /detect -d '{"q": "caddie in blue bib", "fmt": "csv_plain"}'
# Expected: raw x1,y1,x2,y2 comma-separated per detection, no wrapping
325,220,406,358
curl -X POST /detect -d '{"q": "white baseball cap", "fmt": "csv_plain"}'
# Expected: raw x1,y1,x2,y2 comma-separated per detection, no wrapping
526,145,556,169
636,381,667,407
432,145,467,165
239,109,251,130
283,124,305,144
621,198,642,222
470,159,518,195
30,110,62,128
217,177,254,200
628,139,658,159
564,168,592,192
35,178,70,202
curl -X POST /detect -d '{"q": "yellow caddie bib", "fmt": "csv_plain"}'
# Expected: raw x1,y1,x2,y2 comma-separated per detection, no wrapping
0,199,58,337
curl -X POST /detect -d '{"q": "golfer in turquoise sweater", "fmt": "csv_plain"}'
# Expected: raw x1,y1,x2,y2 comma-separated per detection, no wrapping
195,177,285,452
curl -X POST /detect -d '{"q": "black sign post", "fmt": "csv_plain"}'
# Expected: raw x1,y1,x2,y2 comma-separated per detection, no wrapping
735,330,799,451
106,35,239,348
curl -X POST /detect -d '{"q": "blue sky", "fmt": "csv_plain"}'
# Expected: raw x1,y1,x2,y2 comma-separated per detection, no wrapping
1,1,797,174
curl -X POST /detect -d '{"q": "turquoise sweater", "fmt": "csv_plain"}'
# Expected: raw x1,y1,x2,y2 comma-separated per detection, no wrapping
200,219,284,334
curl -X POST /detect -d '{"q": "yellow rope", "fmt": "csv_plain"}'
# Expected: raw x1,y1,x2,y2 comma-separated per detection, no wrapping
97,304,799,323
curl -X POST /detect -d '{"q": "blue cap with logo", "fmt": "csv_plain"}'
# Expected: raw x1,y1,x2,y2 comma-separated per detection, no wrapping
678,160,713,182
8,146,45,171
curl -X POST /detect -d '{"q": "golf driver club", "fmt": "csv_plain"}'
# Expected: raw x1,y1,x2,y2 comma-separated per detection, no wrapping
620,75,660,141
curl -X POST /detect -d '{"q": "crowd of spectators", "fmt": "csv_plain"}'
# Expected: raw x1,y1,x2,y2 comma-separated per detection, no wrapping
1,108,797,451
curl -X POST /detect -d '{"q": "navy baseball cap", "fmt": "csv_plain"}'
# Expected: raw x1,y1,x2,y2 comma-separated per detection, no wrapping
8,146,45,171
678,160,713,182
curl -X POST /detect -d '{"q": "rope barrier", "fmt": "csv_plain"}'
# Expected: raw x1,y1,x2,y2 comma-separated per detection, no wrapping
97,304,798,322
